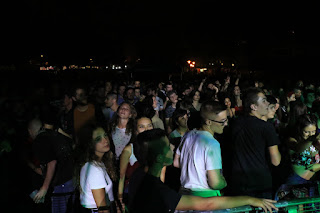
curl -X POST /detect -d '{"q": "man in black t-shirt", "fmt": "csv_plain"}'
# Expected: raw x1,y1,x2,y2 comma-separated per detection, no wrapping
28,118,75,213
230,87,281,199
130,129,278,213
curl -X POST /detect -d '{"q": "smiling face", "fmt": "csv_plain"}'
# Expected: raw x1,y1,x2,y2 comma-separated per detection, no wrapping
118,103,132,119
302,124,317,140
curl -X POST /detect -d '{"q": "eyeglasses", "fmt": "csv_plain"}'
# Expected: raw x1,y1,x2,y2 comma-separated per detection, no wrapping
93,132,108,143
207,118,228,126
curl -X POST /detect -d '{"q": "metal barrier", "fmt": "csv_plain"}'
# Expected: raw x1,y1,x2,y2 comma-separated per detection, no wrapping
212,197,320,213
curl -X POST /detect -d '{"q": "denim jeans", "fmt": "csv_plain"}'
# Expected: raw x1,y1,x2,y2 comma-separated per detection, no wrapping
51,179,75,213
275,173,317,200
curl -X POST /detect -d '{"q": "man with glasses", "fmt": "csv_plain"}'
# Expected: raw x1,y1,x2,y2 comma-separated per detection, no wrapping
229,87,281,199
173,100,228,198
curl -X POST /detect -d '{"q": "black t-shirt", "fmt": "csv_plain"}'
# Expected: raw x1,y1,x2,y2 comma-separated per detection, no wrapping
32,129,74,186
130,173,182,213
58,108,74,136
231,115,280,192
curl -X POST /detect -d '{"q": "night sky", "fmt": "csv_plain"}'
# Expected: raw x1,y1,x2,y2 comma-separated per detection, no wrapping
3,2,320,73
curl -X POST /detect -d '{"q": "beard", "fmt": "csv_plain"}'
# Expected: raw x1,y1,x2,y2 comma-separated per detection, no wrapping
76,100,87,106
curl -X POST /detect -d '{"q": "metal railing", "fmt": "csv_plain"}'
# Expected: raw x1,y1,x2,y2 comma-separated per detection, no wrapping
212,197,320,213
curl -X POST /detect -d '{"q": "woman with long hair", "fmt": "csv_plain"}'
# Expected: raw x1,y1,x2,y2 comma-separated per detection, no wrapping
109,102,137,160
276,114,320,200
189,90,202,112
117,116,154,211
74,123,118,212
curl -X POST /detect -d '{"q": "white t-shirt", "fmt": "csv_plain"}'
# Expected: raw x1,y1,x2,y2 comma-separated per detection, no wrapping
176,130,222,191
80,161,114,208
112,127,132,159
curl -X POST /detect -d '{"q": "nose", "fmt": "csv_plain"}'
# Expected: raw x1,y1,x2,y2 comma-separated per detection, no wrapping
101,136,108,144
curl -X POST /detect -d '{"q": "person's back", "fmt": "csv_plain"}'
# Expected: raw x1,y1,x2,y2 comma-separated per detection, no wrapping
131,173,181,213
131,128,278,213
178,129,222,193
230,87,281,199
231,115,279,195
174,100,228,197
33,129,74,186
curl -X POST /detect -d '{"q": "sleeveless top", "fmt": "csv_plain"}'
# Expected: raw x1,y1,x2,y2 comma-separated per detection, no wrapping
125,144,140,189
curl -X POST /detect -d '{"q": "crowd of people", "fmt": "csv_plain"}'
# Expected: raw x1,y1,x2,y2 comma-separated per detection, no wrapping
1,71,320,212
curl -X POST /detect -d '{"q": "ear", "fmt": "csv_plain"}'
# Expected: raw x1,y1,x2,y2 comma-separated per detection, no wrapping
72,97,76,102
250,103,257,111
205,119,211,126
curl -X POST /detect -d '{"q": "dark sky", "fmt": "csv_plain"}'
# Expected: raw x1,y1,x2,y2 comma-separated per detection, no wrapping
3,1,320,68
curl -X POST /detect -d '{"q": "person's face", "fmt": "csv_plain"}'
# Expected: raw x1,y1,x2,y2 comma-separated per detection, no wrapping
208,110,228,134
207,83,214,90
258,82,264,88
75,88,87,105
147,89,154,96
63,95,72,107
169,93,178,103
134,81,141,88
306,92,315,104
193,91,200,101
158,83,163,90
302,124,317,140
136,117,153,134
93,128,110,155
297,80,304,87
234,86,241,96
105,82,112,93
184,88,191,95
118,86,126,95
224,97,231,108
266,104,277,119
288,94,296,103
152,96,158,109
134,89,141,98
118,103,132,119
166,85,173,92
105,96,114,107
126,89,134,100
177,113,188,128
295,89,301,98
253,93,269,116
